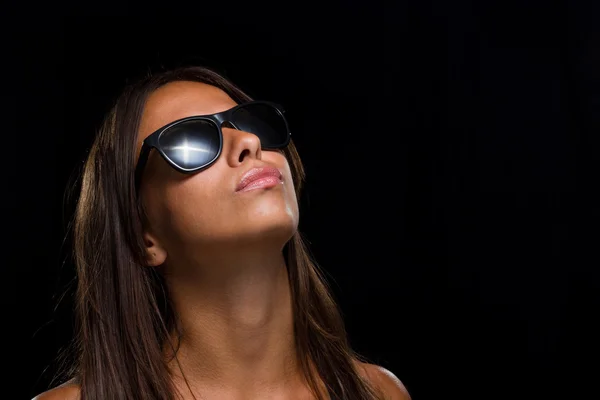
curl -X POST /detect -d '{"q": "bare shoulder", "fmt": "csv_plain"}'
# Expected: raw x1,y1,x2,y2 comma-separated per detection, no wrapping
355,361,411,400
31,379,80,400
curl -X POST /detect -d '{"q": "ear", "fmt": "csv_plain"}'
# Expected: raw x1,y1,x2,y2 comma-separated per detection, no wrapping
142,230,168,267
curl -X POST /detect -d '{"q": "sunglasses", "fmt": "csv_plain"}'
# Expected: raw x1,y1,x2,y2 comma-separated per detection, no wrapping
134,100,291,194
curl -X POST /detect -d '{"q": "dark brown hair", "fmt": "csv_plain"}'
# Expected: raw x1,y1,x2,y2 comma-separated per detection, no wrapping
59,66,381,399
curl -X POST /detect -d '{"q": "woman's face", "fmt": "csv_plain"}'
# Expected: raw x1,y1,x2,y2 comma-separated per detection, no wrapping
136,81,299,267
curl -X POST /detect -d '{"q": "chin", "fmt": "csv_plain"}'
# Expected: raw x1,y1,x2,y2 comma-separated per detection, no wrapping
254,210,298,233
233,188,299,243
246,204,298,243
250,192,298,220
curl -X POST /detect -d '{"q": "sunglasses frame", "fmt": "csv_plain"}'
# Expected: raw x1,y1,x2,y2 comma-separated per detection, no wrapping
134,100,291,194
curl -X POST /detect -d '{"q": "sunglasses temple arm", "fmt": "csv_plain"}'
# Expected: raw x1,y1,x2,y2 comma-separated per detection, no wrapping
134,144,151,195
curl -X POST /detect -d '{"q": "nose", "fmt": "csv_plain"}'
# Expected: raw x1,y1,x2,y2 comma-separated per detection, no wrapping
222,126,262,166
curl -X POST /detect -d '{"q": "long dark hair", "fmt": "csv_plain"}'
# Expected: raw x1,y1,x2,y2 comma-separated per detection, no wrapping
59,66,381,399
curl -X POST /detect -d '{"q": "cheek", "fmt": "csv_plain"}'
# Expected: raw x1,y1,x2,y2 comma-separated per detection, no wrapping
284,175,298,204
282,166,300,220
286,182,300,229
144,176,221,245
163,179,226,234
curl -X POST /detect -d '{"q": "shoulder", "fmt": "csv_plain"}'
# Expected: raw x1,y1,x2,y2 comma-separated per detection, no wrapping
31,379,80,400
355,361,411,400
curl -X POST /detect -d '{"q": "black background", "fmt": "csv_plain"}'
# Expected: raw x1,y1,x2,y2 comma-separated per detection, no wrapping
4,2,600,399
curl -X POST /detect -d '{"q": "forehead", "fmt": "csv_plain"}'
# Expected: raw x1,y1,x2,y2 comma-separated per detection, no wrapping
138,80,237,141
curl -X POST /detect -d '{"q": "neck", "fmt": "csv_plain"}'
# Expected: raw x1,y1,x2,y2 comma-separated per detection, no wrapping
163,249,303,395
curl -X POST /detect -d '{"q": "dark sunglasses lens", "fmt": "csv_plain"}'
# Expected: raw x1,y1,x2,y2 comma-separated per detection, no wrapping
232,104,289,148
158,119,220,170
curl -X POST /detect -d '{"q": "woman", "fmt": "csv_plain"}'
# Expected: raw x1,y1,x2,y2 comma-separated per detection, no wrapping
34,66,410,400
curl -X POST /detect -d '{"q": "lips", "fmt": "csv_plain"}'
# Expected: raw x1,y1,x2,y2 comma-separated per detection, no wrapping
236,166,282,192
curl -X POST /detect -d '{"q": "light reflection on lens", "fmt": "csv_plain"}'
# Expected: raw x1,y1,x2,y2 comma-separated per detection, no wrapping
159,119,220,170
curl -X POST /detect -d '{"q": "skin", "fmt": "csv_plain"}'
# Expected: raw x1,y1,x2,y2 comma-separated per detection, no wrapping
33,81,410,400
